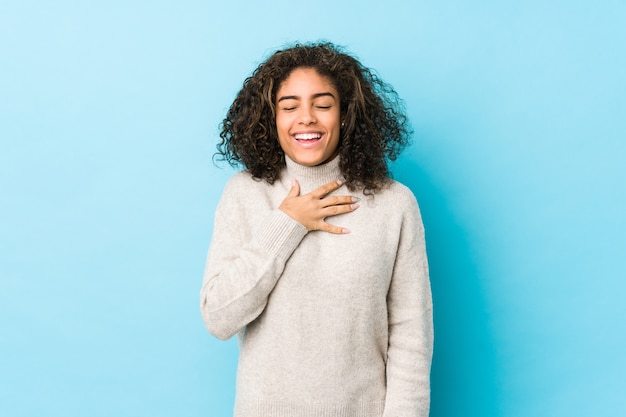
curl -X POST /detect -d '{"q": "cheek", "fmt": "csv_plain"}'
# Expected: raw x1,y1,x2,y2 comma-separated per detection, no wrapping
275,117,290,148
331,109,341,129
275,114,291,135
328,114,341,135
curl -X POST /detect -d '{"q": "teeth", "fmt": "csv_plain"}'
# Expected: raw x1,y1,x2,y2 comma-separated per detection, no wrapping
294,133,322,140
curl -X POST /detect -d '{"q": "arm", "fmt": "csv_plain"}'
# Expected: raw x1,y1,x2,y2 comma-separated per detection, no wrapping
200,183,307,340
200,177,359,340
383,192,434,417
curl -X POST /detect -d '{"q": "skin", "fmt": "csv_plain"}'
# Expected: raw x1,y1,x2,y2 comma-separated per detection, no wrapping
275,68,359,234
275,67,341,167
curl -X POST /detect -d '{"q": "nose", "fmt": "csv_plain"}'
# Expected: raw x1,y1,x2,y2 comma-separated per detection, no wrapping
299,107,316,125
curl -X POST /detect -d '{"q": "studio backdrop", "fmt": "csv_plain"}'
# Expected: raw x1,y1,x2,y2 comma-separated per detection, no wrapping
1,1,625,416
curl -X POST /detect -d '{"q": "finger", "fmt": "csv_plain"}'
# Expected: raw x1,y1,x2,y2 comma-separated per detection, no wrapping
321,203,359,217
321,195,360,208
286,178,301,198
310,180,343,199
319,221,351,235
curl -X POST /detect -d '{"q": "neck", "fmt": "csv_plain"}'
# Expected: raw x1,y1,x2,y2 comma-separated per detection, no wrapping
284,155,343,195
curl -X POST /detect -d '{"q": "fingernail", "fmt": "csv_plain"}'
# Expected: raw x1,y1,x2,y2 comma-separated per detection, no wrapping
342,228,351,234
350,203,360,210
292,178,297,186
336,180,343,186
352,196,361,203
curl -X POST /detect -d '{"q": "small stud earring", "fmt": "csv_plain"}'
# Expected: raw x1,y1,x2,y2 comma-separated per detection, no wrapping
341,122,345,128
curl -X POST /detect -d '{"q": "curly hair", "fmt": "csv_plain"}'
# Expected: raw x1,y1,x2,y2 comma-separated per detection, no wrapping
215,41,412,194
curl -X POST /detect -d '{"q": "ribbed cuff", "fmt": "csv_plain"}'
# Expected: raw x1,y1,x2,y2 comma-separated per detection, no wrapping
256,210,308,262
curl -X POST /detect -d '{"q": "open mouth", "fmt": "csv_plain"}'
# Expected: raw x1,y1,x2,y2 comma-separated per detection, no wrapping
294,132,323,142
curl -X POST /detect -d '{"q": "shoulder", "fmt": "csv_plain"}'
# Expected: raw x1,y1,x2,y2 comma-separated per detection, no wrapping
376,179,420,209
214,171,262,210
217,169,284,213
220,170,268,199
387,179,417,199
378,179,425,227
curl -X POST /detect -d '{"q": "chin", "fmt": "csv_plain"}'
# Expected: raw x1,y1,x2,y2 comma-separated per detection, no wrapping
289,153,323,166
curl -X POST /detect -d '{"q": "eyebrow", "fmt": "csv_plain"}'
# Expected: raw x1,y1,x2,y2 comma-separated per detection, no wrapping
277,92,336,102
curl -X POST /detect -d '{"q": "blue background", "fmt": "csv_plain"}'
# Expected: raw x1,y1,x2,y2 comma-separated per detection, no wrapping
1,1,625,416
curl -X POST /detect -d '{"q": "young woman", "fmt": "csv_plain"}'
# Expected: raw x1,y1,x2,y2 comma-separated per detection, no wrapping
201,42,433,417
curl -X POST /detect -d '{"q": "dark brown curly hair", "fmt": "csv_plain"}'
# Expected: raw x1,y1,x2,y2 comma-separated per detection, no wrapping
215,41,412,194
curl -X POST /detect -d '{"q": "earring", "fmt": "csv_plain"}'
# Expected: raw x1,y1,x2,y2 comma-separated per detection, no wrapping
341,122,345,128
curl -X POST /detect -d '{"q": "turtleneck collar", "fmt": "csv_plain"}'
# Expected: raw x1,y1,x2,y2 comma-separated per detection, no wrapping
284,155,344,194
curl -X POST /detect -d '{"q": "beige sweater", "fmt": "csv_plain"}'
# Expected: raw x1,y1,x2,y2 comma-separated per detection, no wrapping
201,156,433,417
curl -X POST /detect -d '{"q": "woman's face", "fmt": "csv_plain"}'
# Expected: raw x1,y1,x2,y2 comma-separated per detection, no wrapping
275,67,341,167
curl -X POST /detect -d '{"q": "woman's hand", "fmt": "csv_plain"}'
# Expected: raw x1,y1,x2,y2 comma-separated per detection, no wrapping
279,179,360,234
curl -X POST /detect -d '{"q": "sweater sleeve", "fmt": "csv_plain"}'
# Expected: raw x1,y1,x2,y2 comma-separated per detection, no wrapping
200,178,308,340
382,191,434,417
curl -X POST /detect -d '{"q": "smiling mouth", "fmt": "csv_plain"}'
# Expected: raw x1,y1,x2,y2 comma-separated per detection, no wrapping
294,132,323,142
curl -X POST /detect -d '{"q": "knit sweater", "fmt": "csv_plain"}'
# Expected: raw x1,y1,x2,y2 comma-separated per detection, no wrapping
200,155,433,417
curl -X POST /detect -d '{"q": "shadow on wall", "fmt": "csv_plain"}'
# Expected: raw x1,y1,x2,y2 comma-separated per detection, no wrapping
394,157,501,417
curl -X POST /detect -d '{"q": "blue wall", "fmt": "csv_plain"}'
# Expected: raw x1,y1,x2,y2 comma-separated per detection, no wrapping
1,1,624,416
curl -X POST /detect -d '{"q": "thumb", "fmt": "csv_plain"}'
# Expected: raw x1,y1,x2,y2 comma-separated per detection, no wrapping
286,178,301,198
